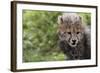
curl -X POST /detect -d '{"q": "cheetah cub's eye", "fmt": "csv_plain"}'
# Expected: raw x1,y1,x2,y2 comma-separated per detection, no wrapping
76,32,80,34
63,32,66,34
67,32,71,34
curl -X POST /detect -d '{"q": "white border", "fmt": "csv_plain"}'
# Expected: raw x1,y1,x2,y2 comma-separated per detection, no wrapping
17,3,96,69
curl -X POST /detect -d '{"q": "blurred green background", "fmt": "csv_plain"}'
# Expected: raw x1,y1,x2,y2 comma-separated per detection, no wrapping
23,10,91,62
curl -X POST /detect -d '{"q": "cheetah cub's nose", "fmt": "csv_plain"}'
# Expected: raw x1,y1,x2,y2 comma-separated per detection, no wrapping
72,40,76,43
72,40,76,45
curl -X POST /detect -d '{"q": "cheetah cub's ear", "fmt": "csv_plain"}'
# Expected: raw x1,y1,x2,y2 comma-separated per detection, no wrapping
58,15,63,24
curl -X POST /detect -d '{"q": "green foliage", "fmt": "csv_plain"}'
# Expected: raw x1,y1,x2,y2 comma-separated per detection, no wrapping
23,10,65,62
78,13,91,25
23,10,91,62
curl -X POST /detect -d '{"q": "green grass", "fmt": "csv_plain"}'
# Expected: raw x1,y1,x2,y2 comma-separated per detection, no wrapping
23,49,65,62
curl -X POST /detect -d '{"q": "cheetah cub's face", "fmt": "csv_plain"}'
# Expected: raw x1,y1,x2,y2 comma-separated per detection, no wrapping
58,13,84,47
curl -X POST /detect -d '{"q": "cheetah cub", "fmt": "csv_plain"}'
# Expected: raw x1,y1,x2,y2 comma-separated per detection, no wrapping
58,13,91,60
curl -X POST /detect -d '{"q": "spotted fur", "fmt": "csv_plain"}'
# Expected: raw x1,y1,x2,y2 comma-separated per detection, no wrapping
58,13,91,60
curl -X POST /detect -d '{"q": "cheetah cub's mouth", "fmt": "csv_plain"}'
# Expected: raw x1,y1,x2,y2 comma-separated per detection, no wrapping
70,42,77,47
